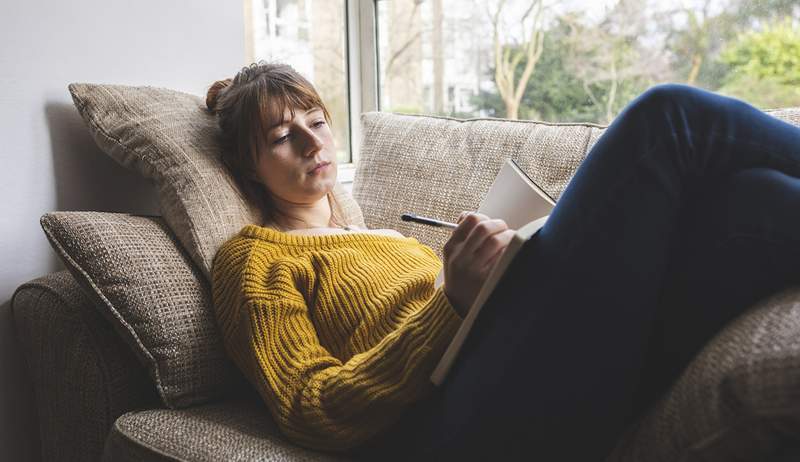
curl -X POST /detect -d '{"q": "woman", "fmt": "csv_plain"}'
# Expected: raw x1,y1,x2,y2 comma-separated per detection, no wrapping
209,62,800,461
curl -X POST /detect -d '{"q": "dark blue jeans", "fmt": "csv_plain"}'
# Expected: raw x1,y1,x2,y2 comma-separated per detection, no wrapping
356,84,800,461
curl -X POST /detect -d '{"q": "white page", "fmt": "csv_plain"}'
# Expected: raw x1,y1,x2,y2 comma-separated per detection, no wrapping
434,159,555,289
478,159,556,229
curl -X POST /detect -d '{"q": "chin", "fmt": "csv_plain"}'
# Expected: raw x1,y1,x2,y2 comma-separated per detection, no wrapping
320,166,338,188
309,178,336,198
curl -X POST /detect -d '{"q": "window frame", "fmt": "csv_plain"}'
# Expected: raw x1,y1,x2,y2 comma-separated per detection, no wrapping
340,0,380,183
244,0,381,184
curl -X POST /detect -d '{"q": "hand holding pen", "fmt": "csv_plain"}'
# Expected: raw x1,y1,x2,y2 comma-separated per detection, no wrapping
401,210,514,316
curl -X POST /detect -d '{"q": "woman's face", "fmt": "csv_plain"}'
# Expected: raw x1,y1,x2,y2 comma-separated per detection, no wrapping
254,106,337,205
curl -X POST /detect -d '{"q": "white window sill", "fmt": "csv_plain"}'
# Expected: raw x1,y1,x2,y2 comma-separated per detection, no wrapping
338,163,356,192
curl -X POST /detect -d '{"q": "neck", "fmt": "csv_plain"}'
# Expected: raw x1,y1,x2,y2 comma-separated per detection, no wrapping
272,194,333,230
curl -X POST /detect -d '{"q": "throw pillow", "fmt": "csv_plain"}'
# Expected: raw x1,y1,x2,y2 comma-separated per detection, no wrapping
40,211,242,408
353,109,800,259
607,286,800,461
67,83,365,280
353,111,606,259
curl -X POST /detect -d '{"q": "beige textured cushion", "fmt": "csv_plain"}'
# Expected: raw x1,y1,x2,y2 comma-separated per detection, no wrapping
353,109,800,461
104,398,346,462
354,109,800,252
353,112,605,258
608,286,800,461
40,211,240,408
68,83,365,279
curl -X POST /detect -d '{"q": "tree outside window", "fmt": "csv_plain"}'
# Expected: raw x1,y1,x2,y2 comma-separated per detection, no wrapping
376,0,800,124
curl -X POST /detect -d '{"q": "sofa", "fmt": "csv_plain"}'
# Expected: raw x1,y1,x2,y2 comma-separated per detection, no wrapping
12,82,800,461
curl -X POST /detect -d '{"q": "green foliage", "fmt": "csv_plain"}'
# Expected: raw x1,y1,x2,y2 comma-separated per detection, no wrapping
717,18,800,107
720,19,800,85
474,0,800,122
717,73,800,108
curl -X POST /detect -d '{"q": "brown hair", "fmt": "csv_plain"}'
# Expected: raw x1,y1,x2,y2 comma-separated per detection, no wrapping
206,61,346,229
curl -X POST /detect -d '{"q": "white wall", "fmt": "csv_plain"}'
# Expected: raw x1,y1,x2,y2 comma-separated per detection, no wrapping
0,1,245,459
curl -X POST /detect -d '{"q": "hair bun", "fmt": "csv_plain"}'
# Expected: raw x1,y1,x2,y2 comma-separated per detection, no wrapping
206,78,232,113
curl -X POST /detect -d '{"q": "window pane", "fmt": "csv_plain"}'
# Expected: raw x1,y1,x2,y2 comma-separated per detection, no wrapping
250,0,351,163
377,0,800,124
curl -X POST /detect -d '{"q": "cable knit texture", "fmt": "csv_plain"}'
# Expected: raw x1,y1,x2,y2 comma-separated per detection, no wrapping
211,224,463,452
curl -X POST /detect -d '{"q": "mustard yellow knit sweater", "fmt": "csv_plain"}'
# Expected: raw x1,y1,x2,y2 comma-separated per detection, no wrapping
211,225,463,452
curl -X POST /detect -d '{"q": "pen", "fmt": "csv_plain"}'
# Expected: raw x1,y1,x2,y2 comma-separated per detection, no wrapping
401,213,458,229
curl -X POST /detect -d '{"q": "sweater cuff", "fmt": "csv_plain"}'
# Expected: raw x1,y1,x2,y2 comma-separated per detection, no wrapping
435,287,464,323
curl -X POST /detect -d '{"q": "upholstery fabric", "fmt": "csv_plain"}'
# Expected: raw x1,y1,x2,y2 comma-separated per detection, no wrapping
29,95,800,460
353,109,800,461
39,211,243,408
607,286,800,461
12,270,159,461
104,397,347,462
353,111,605,260
68,83,365,279
354,109,800,260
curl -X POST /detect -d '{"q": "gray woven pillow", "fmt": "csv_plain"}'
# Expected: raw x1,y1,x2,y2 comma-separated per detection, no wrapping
68,83,365,280
40,211,240,408
353,111,606,258
355,109,800,257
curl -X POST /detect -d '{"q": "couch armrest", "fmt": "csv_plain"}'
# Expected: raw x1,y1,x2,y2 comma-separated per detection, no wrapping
12,270,160,462
608,286,800,462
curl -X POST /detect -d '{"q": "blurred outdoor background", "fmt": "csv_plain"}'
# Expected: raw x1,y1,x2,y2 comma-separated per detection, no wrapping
249,0,800,162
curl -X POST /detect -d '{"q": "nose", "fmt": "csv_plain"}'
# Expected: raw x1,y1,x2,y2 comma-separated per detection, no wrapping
299,126,323,157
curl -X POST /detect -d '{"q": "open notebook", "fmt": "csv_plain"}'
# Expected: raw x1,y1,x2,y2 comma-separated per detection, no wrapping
431,159,556,386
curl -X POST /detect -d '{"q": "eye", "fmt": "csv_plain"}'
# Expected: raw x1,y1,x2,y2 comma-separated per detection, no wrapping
312,120,326,128
273,134,290,145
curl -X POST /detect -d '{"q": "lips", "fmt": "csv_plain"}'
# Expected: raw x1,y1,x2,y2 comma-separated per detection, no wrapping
308,161,330,174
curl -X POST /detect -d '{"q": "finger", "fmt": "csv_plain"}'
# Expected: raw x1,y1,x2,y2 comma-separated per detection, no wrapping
443,212,490,262
479,236,514,275
474,228,515,266
457,210,474,224
462,218,509,256
483,245,506,273
449,212,491,245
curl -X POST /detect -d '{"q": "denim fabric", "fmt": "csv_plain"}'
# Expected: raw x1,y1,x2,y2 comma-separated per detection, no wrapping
355,84,800,461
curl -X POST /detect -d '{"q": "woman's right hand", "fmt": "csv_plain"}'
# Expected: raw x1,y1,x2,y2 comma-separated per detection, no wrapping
442,212,515,317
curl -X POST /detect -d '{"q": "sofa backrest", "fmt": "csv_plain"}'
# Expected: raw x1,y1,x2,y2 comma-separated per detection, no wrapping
353,108,800,259
353,112,606,258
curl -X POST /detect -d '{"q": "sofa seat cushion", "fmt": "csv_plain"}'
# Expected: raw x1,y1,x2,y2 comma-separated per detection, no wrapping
104,397,348,462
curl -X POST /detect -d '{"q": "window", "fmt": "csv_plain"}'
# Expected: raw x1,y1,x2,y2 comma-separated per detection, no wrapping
246,0,352,166
246,0,800,173
376,0,800,124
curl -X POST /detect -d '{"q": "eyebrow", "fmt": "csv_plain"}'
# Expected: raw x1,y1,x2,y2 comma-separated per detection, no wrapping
269,107,322,130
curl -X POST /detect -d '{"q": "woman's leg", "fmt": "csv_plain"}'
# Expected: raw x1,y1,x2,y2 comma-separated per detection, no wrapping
410,84,800,461
634,167,800,413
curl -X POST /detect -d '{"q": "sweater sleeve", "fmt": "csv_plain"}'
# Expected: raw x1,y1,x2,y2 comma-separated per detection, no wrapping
213,246,462,452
